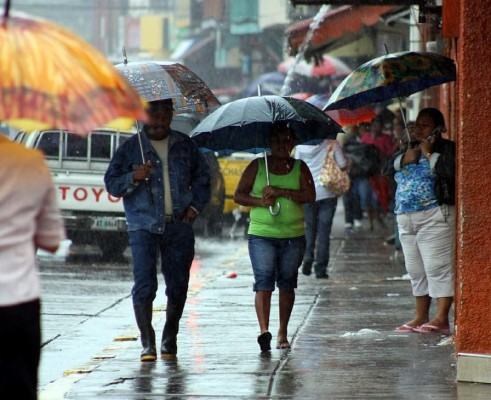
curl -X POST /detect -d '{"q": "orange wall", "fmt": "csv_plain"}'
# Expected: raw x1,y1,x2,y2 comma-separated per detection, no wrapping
455,0,491,354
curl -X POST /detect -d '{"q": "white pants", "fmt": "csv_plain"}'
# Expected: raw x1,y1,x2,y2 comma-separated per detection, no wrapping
397,206,455,298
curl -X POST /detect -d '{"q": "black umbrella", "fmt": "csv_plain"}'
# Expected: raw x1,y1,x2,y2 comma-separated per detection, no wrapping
190,95,342,215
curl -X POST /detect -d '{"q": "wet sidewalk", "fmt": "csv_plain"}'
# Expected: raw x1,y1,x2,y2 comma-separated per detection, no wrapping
39,207,491,399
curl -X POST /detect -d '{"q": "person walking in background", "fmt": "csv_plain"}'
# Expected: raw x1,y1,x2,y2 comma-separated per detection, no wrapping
360,116,394,229
384,108,456,334
338,125,363,234
391,118,406,153
234,122,315,351
105,99,211,361
295,138,347,278
0,135,64,400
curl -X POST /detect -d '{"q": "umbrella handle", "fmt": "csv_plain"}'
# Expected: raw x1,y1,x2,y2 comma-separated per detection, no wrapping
269,203,281,216
135,121,154,204
145,179,154,204
264,152,281,216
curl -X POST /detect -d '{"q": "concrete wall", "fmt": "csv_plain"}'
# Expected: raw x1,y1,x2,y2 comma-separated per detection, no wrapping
259,0,289,29
455,0,491,383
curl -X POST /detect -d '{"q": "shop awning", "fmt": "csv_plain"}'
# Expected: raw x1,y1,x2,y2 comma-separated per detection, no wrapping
286,5,396,56
171,35,214,62
290,0,418,4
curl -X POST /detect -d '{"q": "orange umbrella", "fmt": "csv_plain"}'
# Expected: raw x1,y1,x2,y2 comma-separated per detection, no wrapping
0,6,147,134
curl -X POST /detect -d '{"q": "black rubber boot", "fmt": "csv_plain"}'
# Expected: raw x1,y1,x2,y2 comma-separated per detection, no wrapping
314,263,329,279
301,260,312,276
133,303,157,362
161,302,185,359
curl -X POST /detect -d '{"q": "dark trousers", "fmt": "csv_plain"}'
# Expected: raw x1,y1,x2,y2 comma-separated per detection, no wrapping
303,197,338,273
0,299,41,400
343,177,363,224
129,222,195,306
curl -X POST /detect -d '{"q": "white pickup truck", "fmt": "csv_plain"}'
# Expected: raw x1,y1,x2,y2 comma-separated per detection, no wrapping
15,120,225,260
15,128,132,260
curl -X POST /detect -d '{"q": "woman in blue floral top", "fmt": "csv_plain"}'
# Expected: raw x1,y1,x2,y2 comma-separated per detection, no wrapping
384,108,456,335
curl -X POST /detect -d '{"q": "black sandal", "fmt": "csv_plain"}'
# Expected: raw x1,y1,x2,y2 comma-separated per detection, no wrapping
257,331,272,352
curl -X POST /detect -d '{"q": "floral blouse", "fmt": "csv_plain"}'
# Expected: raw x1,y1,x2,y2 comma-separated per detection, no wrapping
394,157,438,214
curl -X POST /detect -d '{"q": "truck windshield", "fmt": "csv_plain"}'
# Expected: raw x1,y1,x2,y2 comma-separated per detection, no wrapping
36,130,132,162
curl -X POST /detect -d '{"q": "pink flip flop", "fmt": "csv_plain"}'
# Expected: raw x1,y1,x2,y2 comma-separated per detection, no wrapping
413,324,450,335
394,324,416,333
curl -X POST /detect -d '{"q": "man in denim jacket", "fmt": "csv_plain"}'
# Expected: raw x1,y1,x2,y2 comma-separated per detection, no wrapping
105,99,210,361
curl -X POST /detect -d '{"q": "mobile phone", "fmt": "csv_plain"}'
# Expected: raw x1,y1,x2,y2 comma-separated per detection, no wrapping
427,127,442,142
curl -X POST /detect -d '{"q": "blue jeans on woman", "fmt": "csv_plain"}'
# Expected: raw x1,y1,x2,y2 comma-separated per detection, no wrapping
303,197,338,278
248,235,306,291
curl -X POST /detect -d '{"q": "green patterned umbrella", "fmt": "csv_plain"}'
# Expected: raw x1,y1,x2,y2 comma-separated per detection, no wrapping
324,51,456,111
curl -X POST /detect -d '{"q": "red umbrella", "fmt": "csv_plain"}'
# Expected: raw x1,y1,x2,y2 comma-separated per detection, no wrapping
306,94,376,126
326,108,376,126
290,92,314,101
278,55,352,77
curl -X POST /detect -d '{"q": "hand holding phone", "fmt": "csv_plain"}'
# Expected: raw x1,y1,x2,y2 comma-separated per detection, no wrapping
427,126,442,143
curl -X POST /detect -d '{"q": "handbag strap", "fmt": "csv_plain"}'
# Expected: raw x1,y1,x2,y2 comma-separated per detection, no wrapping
326,140,335,156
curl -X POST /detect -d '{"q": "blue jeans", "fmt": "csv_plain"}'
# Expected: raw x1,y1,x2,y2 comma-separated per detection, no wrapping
248,235,306,291
128,223,195,306
342,177,363,224
303,197,337,275
357,177,380,210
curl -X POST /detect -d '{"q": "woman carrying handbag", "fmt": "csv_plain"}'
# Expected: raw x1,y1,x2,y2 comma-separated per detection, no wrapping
295,139,348,279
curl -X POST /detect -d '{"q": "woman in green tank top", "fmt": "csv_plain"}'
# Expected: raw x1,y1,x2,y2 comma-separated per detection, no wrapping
234,122,315,351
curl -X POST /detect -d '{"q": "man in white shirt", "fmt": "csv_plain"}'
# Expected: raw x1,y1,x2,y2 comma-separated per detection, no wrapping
0,135,64,400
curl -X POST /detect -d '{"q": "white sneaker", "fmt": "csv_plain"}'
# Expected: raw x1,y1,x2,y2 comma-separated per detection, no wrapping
354,219,363,228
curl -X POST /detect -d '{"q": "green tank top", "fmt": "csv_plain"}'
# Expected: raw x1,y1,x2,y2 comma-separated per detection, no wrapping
248,158,305,238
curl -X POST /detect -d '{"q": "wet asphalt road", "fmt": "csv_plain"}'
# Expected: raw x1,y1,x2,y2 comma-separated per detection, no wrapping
37,231,242,394
36,209,491,399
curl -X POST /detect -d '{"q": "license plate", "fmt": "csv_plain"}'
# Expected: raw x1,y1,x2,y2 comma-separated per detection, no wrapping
92,218,118,231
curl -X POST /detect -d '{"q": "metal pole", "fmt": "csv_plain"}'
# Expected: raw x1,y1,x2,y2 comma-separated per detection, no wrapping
264,151,281,216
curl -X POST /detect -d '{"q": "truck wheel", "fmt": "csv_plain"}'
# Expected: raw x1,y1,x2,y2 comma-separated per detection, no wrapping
99,234,128,261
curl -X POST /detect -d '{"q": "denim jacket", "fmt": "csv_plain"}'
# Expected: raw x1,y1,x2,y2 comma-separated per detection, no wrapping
104,130,211,233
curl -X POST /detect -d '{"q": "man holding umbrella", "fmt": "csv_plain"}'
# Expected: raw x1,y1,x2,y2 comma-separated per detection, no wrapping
105,99,211,361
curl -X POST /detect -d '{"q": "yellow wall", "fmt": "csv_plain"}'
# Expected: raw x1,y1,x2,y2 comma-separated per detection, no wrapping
140,16,163,52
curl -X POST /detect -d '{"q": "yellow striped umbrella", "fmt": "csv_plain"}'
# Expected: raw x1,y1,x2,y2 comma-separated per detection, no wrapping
0,10,148,134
